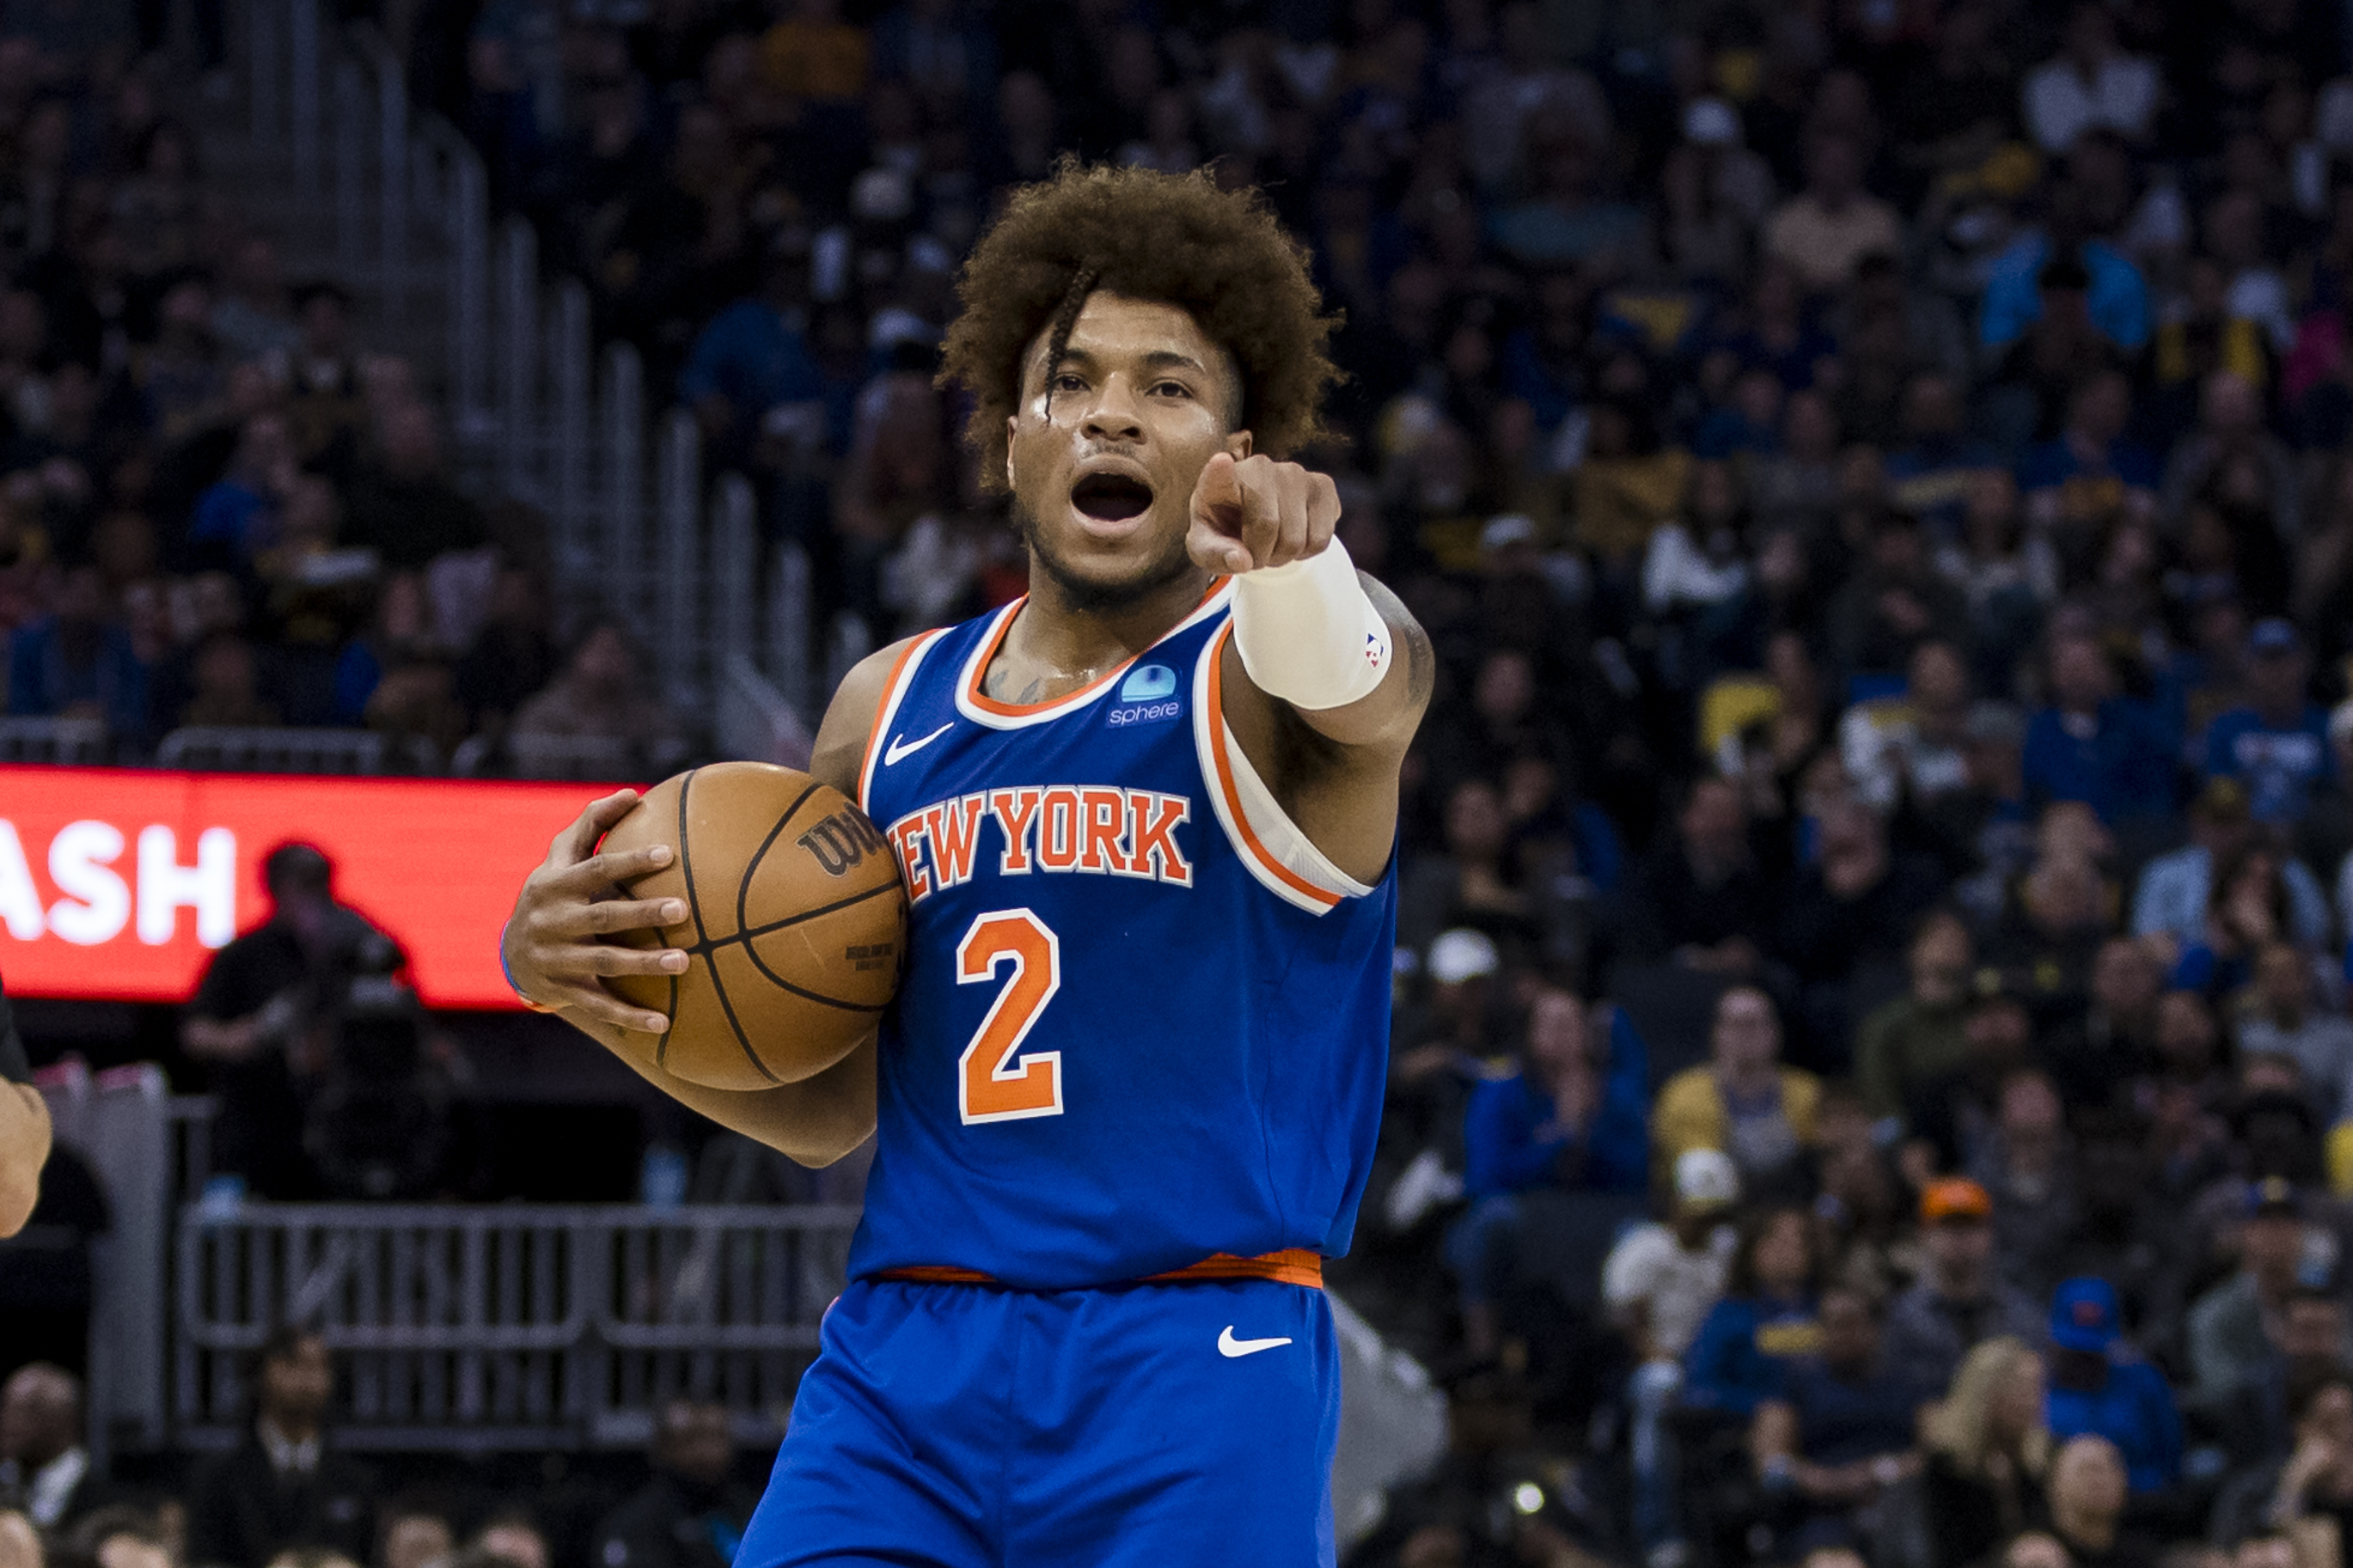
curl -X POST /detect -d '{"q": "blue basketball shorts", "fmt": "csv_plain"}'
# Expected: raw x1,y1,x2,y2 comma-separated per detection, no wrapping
734,1274,1340,1567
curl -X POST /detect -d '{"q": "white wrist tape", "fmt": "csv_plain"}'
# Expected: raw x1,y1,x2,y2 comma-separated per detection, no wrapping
1230,538,1392,711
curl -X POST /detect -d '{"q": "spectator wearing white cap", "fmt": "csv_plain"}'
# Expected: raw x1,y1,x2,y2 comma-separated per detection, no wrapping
1602,1147,1743,1566
1603,1148,1742,1358
1391,930,1507,1095
1659,99,1775,289
1385,928,1508,1228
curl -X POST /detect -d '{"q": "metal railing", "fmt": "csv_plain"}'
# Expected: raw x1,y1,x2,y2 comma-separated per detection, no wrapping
90,1094,1441,1532
226,0,821,741
176,1203,859,1450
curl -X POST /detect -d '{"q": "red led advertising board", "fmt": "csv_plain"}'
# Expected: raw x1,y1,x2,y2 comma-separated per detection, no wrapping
0,766,611,1009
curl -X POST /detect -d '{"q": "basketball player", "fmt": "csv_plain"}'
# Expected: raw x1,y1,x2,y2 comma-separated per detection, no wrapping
501,163,1433,1565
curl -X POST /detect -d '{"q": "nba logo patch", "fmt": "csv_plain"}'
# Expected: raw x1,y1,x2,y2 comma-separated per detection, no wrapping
1109,663,1183,727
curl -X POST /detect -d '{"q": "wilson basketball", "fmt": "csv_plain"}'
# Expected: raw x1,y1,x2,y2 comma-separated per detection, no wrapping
600,763,906,1089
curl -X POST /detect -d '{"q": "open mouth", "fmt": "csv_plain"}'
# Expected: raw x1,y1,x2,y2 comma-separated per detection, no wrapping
1071,472,1155,522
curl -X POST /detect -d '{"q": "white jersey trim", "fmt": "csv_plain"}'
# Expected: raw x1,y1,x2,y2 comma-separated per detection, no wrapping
858,628,952,815
1190,624,1374,917
952,581,1238,731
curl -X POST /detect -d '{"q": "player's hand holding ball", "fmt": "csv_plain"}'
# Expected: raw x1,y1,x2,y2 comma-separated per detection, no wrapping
1186,451,1341,575
504,789,690,1036
503,766,905,1089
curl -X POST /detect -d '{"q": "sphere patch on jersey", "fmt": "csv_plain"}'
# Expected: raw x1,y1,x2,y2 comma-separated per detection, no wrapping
1109,662,1183,726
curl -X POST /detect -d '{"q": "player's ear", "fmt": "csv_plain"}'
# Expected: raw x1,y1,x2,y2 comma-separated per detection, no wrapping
1225,430,1253,461
1005,415,1019,491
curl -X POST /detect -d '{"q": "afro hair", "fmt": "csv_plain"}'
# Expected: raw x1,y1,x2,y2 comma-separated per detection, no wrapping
938,160,1342,493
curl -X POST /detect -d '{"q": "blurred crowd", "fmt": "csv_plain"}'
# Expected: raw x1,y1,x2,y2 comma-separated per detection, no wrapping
28,0,2353,1560
0,2,686,768
427,0,2353,1558
0,1344,762,1568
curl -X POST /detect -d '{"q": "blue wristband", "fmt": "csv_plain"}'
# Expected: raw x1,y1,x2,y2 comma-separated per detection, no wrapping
498,921,553,1011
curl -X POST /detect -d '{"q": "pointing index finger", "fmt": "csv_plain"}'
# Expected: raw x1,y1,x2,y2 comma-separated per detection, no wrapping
1191,450,1241,523
1238,459,1283,570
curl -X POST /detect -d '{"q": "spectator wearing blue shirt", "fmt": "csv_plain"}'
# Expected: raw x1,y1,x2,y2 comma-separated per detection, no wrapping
2043,1277,2183,1495
1885,372,1999,540
1446,990,1649,1357
184,412,292,572
2023,632,2178,825
1751,1284,1928,1552
2204,621,2332,827
1713,264,1837,394
1684,1205,1822,1418
2016,371,2160,532
1979,229,2151,357
7,564,149,743
678,259,829,463
1496,271,1592,436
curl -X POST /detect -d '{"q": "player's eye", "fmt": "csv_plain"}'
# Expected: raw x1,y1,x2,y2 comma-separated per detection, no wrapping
1052,373,1087,393
1151,381,1191,398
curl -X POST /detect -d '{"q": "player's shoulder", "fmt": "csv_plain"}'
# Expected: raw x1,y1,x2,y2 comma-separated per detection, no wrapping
839,634,931,715
810,634,931,799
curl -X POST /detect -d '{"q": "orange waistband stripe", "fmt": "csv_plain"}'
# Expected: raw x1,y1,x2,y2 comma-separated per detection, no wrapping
875,1264,996,1284
1148,1248,1324,1287
875,1248,1323,1290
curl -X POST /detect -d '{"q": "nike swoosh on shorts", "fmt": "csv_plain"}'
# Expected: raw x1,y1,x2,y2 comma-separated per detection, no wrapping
1217,1326,1293,1358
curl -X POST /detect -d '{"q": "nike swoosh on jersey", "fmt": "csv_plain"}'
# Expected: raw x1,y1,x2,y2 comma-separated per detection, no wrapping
883,722,953,766
1217,1326,1293,1358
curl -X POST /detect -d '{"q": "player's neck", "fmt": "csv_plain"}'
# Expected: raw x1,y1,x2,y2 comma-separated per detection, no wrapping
1011,564,1215,676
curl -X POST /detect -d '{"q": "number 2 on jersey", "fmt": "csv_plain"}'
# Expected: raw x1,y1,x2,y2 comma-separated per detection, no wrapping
956,909,1063,1124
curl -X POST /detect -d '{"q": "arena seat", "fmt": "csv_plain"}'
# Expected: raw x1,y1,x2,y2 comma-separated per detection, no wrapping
1605,960,1733,1090
157,726,388,775
0,717,108,766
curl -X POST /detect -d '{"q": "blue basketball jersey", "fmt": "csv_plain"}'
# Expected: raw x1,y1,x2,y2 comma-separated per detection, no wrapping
848,580,1398,1290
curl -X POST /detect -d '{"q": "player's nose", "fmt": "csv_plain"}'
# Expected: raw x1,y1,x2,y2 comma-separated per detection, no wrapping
1080,376,1146,442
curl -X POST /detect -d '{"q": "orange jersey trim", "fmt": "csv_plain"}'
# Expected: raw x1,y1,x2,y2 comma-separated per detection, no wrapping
1202,625,1343,911
960,578,1231,718
873,1248,1323,1290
